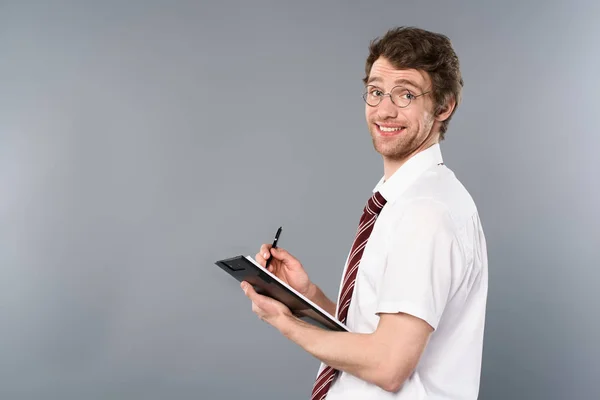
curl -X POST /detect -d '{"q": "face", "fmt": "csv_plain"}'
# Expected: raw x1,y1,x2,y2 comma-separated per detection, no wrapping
365,57,439,162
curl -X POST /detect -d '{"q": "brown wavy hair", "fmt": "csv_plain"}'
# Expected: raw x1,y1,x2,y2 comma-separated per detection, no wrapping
363,27,463,140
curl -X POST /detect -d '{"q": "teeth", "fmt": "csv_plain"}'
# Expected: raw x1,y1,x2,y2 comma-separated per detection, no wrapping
379,126,403,132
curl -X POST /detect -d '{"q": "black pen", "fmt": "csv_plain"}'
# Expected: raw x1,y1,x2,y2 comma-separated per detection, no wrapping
264,226,282,269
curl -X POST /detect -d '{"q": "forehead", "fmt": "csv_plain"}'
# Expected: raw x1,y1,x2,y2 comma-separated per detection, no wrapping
367,57,430,90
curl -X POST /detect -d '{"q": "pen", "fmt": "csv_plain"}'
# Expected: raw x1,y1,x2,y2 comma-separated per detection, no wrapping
264,226,282,269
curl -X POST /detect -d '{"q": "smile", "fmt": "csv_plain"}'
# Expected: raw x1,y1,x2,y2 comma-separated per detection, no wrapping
376,124,406,136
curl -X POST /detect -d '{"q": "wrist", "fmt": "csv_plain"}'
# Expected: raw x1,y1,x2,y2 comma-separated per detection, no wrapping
278,314,301,339
305,282,319,301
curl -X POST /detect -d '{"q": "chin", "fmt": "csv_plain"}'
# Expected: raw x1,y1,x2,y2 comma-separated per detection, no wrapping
371,135,415,159
373,141,405,158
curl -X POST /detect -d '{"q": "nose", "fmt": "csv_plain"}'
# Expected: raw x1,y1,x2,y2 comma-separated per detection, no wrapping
376,95,398,119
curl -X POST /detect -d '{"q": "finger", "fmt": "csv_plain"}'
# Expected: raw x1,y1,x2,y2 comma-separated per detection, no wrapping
252,303,262,318
255,252,266,266
241,281,261,303
260,244,272,260
242,282,277,311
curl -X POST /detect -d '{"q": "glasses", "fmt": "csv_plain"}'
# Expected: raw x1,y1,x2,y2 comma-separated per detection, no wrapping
362,85,431,108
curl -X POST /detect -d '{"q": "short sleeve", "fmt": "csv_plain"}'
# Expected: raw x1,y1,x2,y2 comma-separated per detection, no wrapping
376,199,463,330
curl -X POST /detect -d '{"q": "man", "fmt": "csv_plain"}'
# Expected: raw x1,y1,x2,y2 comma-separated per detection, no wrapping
241,26,488,399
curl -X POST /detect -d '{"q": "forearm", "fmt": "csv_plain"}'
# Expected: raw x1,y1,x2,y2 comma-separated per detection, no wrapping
279,316,395,391
306,283,336,316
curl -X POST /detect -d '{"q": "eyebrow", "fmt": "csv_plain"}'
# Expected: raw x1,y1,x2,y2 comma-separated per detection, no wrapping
366,77,423,91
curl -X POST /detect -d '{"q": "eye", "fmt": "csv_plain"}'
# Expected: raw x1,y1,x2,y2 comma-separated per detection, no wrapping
370,88,384,97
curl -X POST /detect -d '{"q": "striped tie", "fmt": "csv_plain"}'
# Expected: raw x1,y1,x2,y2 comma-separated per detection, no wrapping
310,191,387,400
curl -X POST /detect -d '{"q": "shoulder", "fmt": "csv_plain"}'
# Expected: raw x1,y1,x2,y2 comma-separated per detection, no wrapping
391,166,479,231
386,198,457,242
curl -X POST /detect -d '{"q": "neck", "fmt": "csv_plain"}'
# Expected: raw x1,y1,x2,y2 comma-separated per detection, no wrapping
382,139,439,181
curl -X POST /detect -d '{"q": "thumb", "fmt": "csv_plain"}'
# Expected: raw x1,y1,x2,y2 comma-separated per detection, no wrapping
271,247,292,262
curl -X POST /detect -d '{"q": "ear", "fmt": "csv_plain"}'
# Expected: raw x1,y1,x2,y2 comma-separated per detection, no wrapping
435,96,456,123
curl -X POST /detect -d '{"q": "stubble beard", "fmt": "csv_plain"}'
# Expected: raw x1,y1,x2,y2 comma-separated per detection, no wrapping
370,114,436,161
371,131,415,161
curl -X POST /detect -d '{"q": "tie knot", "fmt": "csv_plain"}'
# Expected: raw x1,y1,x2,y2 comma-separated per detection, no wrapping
365,191,387,216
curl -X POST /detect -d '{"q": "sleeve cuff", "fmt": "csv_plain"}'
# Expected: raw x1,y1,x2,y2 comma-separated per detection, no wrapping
376,301,440,330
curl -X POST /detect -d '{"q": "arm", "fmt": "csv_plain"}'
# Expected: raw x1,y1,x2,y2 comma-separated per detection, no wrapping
242,282,432,393
305,283,336,317
282,312,432,392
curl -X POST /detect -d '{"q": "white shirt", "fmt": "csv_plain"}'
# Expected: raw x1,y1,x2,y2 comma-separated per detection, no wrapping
320,143,488,400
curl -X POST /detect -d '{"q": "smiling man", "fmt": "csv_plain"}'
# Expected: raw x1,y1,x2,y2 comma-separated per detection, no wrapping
241,26,488,399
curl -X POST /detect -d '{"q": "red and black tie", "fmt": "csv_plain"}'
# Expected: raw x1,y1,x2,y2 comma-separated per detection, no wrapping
310,191,387,400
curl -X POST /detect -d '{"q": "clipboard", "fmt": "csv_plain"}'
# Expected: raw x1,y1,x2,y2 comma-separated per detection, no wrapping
215,255,348,332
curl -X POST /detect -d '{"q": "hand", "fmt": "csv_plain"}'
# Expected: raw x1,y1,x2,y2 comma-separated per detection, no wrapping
255,244,315,298
241,281,293,329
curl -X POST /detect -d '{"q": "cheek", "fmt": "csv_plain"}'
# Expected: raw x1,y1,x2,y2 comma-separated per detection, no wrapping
407,109,430,128
365,106,376,122
422,110,435,128
422,108,432,121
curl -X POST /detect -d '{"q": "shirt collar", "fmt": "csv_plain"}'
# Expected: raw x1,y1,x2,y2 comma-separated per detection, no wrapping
373,143,444,203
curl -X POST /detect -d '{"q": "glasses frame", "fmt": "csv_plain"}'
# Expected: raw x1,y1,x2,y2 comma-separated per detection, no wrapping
362,85,432,108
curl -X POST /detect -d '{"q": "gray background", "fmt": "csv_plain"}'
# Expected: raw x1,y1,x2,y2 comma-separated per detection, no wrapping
1,1,599,399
